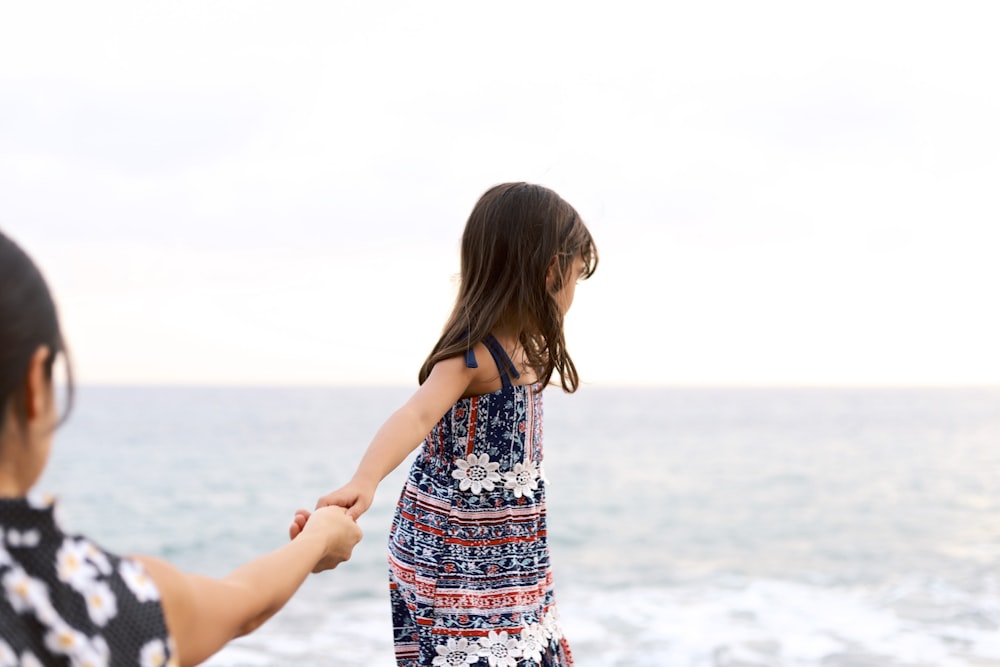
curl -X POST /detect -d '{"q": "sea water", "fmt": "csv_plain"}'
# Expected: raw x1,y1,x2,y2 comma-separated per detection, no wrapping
37,386,1000,666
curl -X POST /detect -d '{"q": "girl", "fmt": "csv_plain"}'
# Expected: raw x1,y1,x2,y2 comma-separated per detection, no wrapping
314,182,598,667
0,230,363,666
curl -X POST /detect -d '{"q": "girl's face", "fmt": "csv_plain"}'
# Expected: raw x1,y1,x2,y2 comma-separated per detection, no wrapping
553,256,586,315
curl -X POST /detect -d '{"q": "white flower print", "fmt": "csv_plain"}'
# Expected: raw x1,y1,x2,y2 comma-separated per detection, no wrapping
516,623,546,663
83,542,113,576
5,528,41,548
452,453,502,494
26,493,55,510
2,567,49,614
0,639,17,667
541,607,562,641
502,460,540,499
478,630,521,667
431,637,481,666
56,539,98,590
72,635,110,667
46,624,110,667
83,579,118,626
20,652,44,667
120,558,160,602
33,591,60,627
44,623,87,657
140,639,168,667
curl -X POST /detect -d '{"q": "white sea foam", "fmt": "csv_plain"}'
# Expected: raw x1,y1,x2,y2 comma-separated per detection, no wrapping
200,577,1000,666
559,580,1000,667
205,597,395,666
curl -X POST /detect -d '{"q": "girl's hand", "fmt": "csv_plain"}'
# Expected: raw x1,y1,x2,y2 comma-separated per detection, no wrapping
316,480,376,521
289,505,363,573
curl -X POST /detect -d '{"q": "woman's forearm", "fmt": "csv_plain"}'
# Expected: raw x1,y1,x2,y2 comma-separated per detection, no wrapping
221,530,328,636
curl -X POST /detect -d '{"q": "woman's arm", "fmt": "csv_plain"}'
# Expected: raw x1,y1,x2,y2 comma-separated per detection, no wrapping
134,505,362,667
316,354,478,518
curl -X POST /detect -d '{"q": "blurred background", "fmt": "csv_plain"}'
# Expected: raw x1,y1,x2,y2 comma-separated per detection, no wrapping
5,2,1000,665
2,0,998,389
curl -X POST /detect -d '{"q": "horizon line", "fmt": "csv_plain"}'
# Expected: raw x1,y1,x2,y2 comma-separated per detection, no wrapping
63,381,1000,391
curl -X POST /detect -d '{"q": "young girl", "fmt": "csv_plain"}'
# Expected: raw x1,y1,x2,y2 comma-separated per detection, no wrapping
314,182,598,667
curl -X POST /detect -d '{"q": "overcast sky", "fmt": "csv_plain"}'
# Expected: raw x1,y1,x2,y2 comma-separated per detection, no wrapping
2,1,998,386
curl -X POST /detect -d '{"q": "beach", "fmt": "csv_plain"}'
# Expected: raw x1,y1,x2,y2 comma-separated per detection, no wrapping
38,386,1000,666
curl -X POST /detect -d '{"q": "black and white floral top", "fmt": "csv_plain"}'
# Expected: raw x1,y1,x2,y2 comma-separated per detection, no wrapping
0,495,176,667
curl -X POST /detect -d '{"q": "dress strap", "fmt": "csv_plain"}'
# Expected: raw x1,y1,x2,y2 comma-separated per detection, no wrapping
459,329,478,369
482,334,520,388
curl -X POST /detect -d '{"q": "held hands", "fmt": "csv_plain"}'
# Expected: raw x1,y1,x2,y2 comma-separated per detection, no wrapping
288,478,375,575
288,506,363,573
315,479,376,521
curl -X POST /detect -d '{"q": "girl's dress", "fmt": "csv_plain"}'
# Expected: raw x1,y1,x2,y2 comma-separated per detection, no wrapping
388,335,573,667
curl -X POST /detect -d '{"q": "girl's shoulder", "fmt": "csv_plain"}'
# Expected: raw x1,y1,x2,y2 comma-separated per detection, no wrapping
461,337,538,398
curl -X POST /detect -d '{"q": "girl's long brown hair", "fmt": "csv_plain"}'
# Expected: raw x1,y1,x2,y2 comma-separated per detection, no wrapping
418,183,598,392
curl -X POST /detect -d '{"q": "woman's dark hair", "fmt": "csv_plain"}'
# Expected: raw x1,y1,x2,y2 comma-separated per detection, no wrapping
418,182,598,392
0,230,73,433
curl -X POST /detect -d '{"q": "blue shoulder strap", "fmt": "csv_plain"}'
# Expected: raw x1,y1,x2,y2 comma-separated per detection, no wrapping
459,329,478,369
482,334,520,388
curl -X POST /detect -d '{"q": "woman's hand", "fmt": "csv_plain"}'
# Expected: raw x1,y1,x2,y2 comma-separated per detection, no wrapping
289,506,363,573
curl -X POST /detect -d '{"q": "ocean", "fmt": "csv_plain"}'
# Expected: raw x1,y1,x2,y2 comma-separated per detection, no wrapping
36,386,1000,666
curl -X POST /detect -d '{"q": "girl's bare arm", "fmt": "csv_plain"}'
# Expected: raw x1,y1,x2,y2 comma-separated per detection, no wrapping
316,354,480,518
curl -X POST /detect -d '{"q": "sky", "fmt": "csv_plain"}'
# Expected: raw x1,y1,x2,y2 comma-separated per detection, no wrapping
1,1,998,387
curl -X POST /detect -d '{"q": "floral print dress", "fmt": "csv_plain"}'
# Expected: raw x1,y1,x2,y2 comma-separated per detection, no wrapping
388,335,573,667
0,496,175,667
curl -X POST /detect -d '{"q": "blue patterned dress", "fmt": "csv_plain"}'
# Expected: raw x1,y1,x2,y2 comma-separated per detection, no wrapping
388,336,573,667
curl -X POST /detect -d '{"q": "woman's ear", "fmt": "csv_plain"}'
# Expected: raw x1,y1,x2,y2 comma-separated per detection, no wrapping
23,345,51,421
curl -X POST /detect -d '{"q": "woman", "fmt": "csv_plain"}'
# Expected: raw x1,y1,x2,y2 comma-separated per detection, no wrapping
0,229,362,667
